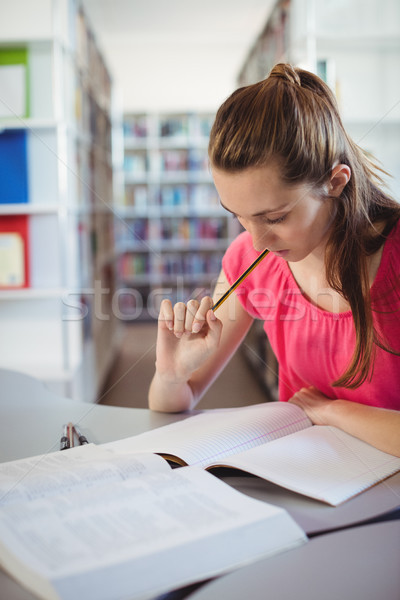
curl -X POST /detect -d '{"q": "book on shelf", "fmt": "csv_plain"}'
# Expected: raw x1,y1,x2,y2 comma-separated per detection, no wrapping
118,253,149,279
0,215,29,288
0,445,305,600
190,183,220,210
158,217,226,242
105,402,400,507
159,184,188,207
190,114,214,138
123,114,148,138
124,152,147,175
160,148,188,172
188,148,209,171
159,114,188,138
0,129,28,205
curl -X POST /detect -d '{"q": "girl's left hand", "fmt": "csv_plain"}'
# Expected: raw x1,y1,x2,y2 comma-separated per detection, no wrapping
289,386,334,426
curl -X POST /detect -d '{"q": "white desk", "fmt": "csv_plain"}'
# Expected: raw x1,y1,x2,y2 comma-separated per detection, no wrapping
0,368,399,600
187,520,400,600
0,368,189,463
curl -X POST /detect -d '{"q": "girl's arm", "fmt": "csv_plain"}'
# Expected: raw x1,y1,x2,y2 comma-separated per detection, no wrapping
148,269,254,413
289,386,400,457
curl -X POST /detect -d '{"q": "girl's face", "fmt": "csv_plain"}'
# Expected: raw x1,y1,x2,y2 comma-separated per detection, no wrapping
212,164,335,263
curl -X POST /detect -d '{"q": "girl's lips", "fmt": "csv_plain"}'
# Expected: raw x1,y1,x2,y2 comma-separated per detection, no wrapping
272,249,290,258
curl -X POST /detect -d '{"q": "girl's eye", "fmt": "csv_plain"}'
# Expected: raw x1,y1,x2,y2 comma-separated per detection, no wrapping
264,214,287,225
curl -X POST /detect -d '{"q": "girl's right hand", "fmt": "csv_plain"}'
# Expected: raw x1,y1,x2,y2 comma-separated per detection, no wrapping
155,296,223,385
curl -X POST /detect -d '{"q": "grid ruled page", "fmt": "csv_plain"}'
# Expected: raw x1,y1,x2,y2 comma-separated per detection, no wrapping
216,426,400,505
104,403,312,467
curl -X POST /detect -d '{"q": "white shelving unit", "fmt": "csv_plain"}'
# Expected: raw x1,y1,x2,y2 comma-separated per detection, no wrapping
0,0,118,401
115,112,241,320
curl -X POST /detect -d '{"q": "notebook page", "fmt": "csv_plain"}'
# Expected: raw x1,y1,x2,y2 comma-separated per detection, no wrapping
104,403,311,468
212,426,400,505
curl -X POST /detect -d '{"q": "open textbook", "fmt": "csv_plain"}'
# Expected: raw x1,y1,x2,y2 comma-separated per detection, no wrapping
104,402,400,507
0,446,305,600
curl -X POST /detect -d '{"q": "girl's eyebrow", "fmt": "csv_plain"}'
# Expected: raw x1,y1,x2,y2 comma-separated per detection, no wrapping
219,200,289,217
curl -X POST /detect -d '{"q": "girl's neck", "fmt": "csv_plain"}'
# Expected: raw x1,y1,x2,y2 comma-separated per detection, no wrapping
288,230,386,314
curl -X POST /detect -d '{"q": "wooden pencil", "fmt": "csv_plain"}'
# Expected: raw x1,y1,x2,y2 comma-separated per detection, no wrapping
212,248,270,311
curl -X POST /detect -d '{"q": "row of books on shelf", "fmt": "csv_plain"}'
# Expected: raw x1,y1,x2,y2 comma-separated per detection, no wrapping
75,8,112,104
116,217,227,245
124,183,220,211
238,0,290,85
123,114,214,140
124,148,209,175
118,251,224,279
75,86,112,149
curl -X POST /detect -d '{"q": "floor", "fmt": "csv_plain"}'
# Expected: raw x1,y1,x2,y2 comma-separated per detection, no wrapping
98,322,270,410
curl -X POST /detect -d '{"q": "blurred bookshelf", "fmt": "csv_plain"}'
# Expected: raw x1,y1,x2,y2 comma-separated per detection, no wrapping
0,0,119,401
115,112,241,320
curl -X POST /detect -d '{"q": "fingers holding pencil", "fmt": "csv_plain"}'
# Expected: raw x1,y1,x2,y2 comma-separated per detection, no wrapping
159,296,215,338
156,296,222,383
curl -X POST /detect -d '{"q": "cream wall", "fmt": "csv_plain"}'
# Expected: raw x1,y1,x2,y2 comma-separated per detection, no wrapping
82,0,275,113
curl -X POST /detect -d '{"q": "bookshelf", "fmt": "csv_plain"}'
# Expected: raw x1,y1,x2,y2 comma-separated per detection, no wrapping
116,112,241,320
237,0,400,401
0,0,118,401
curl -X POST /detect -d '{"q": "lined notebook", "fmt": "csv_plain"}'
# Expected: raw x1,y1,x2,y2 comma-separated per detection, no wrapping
105,403,400,506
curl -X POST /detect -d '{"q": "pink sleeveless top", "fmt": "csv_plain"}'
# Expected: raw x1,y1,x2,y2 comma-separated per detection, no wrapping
222,221,400,409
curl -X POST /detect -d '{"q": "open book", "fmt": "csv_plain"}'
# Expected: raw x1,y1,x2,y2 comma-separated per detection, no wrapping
104,402,400,507
0,445,305,600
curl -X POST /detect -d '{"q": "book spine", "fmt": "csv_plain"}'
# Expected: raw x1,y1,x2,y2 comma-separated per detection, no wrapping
0,130,29,204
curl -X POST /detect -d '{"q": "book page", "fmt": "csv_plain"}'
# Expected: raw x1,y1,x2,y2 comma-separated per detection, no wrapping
210,426,400,506
104,403,312,467
0,467,305,600
0,445,170,505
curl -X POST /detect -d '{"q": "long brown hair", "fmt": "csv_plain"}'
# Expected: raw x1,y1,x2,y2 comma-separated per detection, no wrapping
209,63,400,388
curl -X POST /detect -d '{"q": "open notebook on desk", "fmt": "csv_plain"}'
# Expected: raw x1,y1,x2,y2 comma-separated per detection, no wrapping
104,402,400,507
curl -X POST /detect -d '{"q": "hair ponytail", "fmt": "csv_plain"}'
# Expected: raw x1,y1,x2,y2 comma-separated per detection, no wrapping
269,63,301,86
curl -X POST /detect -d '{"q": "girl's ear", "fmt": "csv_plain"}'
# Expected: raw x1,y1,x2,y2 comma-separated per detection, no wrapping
329,164,351,197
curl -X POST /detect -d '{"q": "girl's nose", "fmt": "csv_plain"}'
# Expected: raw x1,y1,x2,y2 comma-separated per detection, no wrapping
246,221,276,253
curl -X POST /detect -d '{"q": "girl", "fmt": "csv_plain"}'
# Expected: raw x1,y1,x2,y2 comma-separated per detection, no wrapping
148,63,400,457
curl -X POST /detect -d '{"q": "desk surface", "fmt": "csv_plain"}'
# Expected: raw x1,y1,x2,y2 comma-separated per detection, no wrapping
188,520,400,600
1,368,399,600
